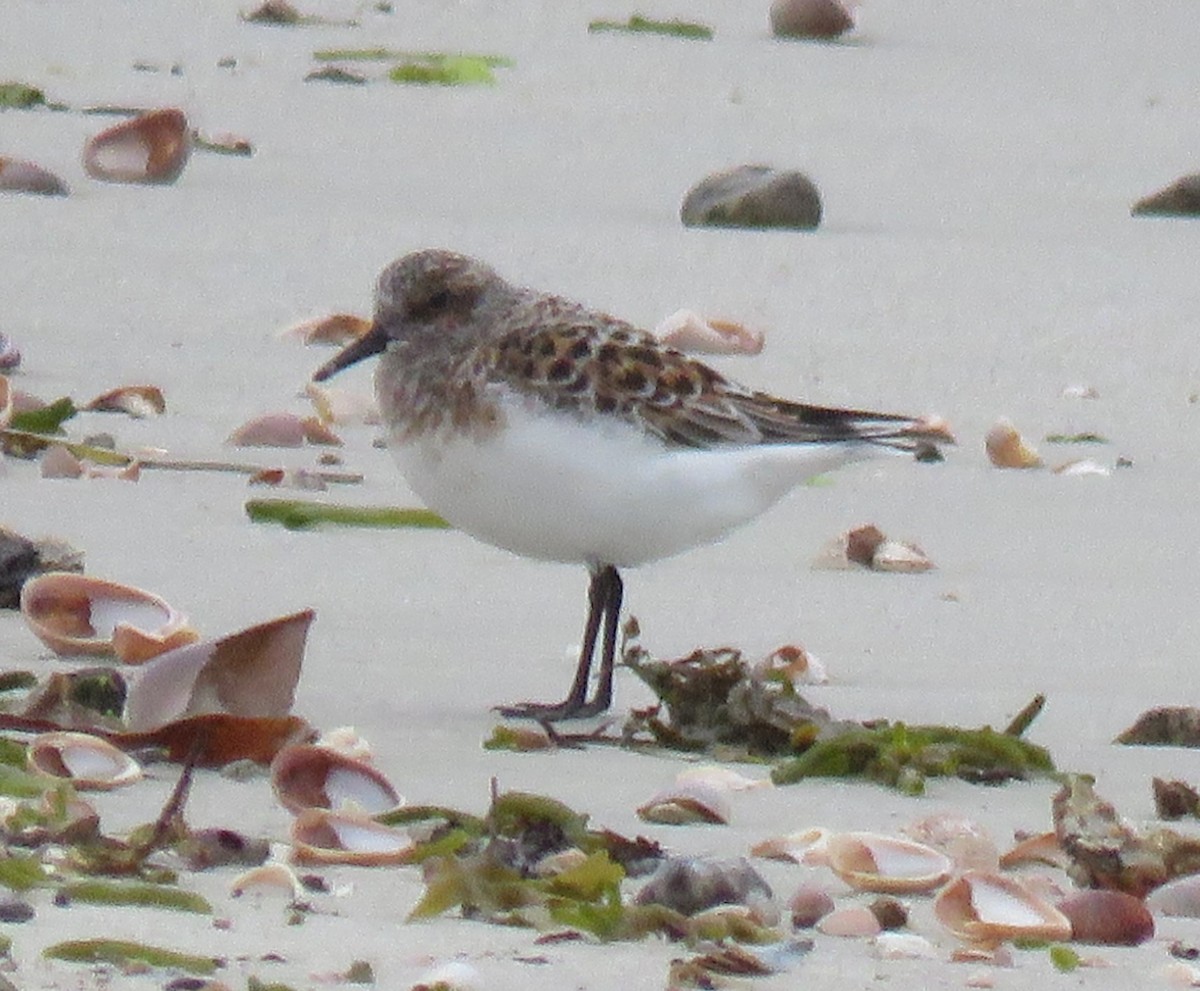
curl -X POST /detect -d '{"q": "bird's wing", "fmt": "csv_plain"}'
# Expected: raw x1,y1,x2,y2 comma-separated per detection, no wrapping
485,299,950,451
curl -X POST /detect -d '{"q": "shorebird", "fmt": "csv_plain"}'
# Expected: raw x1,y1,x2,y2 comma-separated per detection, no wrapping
313,249,950,720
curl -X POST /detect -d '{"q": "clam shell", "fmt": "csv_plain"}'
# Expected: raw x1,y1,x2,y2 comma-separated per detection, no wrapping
788,883,834,927
20,571,198,662
904,813,999,871
985,419,1043,469
934,870,1072,943
271,743,403,816
28,732,142,791
654,309,765,355
289,808,414,866
83,107,191,184
871,539,935,573
637,781,731,825
825,832,953,894
1058,889,1154,945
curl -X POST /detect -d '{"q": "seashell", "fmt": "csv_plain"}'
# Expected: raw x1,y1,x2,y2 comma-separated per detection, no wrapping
1052,458,1111,477
635,856,777,924
1057,889,1153,945
872,932,937,959
756,645,827,686
999,831,1070,870
0,157,69,197
770,0,855,39
637,781,730,825
1147,874,1200,918
270,743,403,815
315,726,372,761
751,827,831,865
817,905,881,937
83,108,191,184
904,813,999,871
195,131,253,156
532,847,589,877
674,764,772,793
871,539,935,573
20,571,198,662
289,808,414,866
83,385,166,418
40,444,84,479
825,832,953,894
985,419,1043,469
654,310,765,356
1061,384,1099,400
300,416,341,445
304,383,381,426
278,313,371,346
788,884,834,928
122,609,313,732
230,862,304,900
412,961,482,991
934,870,1071,944
27,731,142,790
227,412,307,447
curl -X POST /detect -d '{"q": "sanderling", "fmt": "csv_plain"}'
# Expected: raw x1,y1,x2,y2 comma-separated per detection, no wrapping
313,249,951,720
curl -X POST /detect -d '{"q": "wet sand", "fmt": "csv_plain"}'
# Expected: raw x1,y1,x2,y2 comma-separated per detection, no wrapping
3,0,1200,986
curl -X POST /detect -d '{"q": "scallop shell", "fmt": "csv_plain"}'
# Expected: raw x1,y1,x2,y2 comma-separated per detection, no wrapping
20,571,198,662
825,832,953,894
83,107,191,184
637,781,731,825
654,310,765,356
289,808,414,866
271,743,403,816
985,419,1043,469
28,732,142,791
934,870,1071,944
83,385,166,418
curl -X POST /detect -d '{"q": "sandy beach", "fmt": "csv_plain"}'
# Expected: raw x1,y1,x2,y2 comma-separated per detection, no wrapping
4,0,1200,986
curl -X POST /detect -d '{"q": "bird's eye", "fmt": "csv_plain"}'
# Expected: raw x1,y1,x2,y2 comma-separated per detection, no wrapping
426,290,452,311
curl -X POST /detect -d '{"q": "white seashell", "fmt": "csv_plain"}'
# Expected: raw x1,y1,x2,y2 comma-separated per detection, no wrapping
289,808,414,866
985,419,1043,469
227,412,307,447
933,870,1071,943
315,726,373,761
20,571,198,662
654,309,765,356
1060,384,1099,400
1159,962,1200,987
872,932,938,960
230,862,304,900
28,732,142,791
83,108,190,184
825,832,953,894
871,539,935,573
412,962,482,991
1052,458,1111,477
674,765,772,793
271,744,402,815
637,781,731,825
757,645,828,686
997,831,1069,870
751,827,832,865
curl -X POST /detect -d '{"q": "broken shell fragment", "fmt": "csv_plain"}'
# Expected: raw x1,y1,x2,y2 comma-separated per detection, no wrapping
0,157,69,196
20,571,198,662
40,444,84,479
904,812,999,871
654,310,765,356
227,412,307,447
871,539,935,573
985,419,1043,469
817,905,881,938
637,781,730,825
1057,889,1154,945
0,375,12,428
83,108,191,184
230,862,304,900
28,732,143,791
825,832,953,894
998,831,1070,870
813,525,934,573
290,808,414,866
270,743,403,815
278,313,371,346
751,827,831,865
934,870,1071,944
83,385,166,418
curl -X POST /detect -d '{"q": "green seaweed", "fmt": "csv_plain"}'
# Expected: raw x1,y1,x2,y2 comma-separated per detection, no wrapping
0,853,51,891
0,82,45,108
9,397,77,435
44,938,218,974
0,737,27,766
0,764,54,799
59,879,211,913
1045,432,1108,444
389,55,501,86
315,47,512,66
0,672,38,695
1050,944,1081,972
771,722,1054,792
587,14,713,40
245,498,450,530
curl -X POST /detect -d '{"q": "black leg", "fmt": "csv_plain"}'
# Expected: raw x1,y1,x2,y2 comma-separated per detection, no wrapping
496,564,622,722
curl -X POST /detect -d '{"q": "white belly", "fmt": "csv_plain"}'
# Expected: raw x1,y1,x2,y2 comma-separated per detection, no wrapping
390,400,886,568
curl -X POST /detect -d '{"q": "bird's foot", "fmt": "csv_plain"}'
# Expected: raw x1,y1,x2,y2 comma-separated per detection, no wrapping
495,695,610,722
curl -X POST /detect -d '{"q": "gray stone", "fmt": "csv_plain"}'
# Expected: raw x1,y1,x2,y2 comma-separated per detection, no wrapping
681,165,821,231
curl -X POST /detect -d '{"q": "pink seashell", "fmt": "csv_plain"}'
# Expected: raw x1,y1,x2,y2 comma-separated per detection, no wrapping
934,870,1071,944
227,412,307,447
40,444,84,479
788,884,834,928
655,310,765,356
0,157,69,196
83,108,191,185
817,905,881,937
1057,890,1153,945
637,781,731,825
84,385,166,418
770,0,855,40
825,832,953,894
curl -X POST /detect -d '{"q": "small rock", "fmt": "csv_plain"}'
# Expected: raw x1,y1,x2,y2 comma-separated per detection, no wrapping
770,0,854,40
1132,174,1200,217
788,884,834,928
681,165,821,231
0,897,34,923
